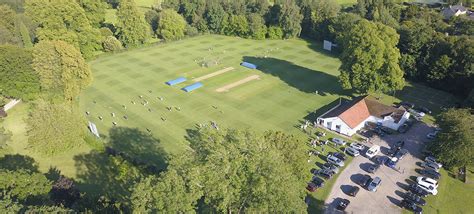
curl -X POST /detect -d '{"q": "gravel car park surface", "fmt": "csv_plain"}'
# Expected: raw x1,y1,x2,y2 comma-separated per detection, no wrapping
324,123,434,214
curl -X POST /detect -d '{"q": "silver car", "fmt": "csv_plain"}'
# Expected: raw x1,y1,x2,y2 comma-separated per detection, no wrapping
332,138,347,146
367,177,382,192
345,147,360,157
421,162,440,172
327,155,345,167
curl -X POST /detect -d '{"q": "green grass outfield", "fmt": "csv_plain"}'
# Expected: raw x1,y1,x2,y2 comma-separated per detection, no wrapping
80,35,344,155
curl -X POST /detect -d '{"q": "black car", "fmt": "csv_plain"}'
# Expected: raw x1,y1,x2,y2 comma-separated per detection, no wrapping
401,199,423,214
347,186,360,197
395,149,408,160
405,192,427,206
395,140,405,149
398,124,409,133
387,147,400,157
416,106,432,114
336,199,350,211
367,164,380,174
420,169,441,180
408,184,429,197
374,155,386,165
400,101,415,109
373,127,385,137
311,176,325,188
316,169,335,179
358,174,372,187
332,152,347,161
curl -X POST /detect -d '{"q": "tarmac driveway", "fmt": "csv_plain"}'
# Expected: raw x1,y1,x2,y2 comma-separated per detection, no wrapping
324,123,433,214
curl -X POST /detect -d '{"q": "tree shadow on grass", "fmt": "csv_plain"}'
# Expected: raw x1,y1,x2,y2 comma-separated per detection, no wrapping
0,154,39,172
306,193,327,214
108,127,168,169
242,56,348,95
74,127,167,202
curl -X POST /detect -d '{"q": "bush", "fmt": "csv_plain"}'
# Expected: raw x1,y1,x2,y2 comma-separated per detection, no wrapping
267,26,283,39
102,36,123,52
185,25,199,36
99,27,113,37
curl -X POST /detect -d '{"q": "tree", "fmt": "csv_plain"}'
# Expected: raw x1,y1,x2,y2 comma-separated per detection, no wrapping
205,1,227,33
0,4,21,46
131,169,201,213
77,0,108,27
27,99,87,155
32,40,92,102
429,109,474,169
267,26,283,39
158,9,186,41
247,13,267,39
271,0,303,38
103,36,123,52
50,176,80,207
24,0,103,58
116,0,151,47
338,19,404,93
0,169,52,202
0,45,40,100
134,127,309,212
223,14,250,37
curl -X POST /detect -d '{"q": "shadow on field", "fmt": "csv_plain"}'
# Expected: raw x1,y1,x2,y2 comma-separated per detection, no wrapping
0,154,39,172
306,193,327,214
74,127,167,201
242,56,347,95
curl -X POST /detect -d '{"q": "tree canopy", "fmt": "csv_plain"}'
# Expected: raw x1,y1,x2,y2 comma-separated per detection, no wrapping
131,127,309,212
429,109,474,169
116,0,150,47
0,45,40,100
32,40,92,102
338,19,404,94
158,9,186,41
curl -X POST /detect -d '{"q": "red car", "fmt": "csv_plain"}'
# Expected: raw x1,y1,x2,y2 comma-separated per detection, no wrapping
306,183,318,192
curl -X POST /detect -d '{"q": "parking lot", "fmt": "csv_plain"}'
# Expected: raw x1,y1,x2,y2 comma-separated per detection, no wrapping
324,122,433,214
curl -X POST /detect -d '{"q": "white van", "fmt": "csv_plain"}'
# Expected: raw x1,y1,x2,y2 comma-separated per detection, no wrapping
365,145,380,159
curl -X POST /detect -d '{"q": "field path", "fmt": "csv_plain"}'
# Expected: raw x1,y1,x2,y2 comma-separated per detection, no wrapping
193,67,234,82
216,75,260,92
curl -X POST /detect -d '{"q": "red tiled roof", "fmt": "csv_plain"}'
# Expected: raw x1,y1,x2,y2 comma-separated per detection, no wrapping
321,96,406,128
339,99,371,128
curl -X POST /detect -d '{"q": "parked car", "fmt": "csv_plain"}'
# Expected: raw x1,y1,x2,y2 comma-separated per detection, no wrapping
322,163,339,174
359,174,372,187
385,157,398,168
345,147,360,156
366,145,380,159
417,176,438,189
348,186,360,197
410,109,426,117
425,156,442,168
400,199,423,214
367,177,382,192
331,138,347,146
316,169,335,179
374,155,386,165
306,182,318,192
398,124,409,133
311,176,325,188
420,169,441,180
417,183,438,195
367,163,380,174
404,192,426,206
373,127,385,137
395,149,408,160
416,106,432,114
421,161,440,172
327,155,345,167
387,147,400,157
333,152,347,161
395,140,405,149
408,184,429,197
350,142,365,151
400,101,415,109
336,199,350,211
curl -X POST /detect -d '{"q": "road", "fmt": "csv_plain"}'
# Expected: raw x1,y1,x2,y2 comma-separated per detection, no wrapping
324,123,433,214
